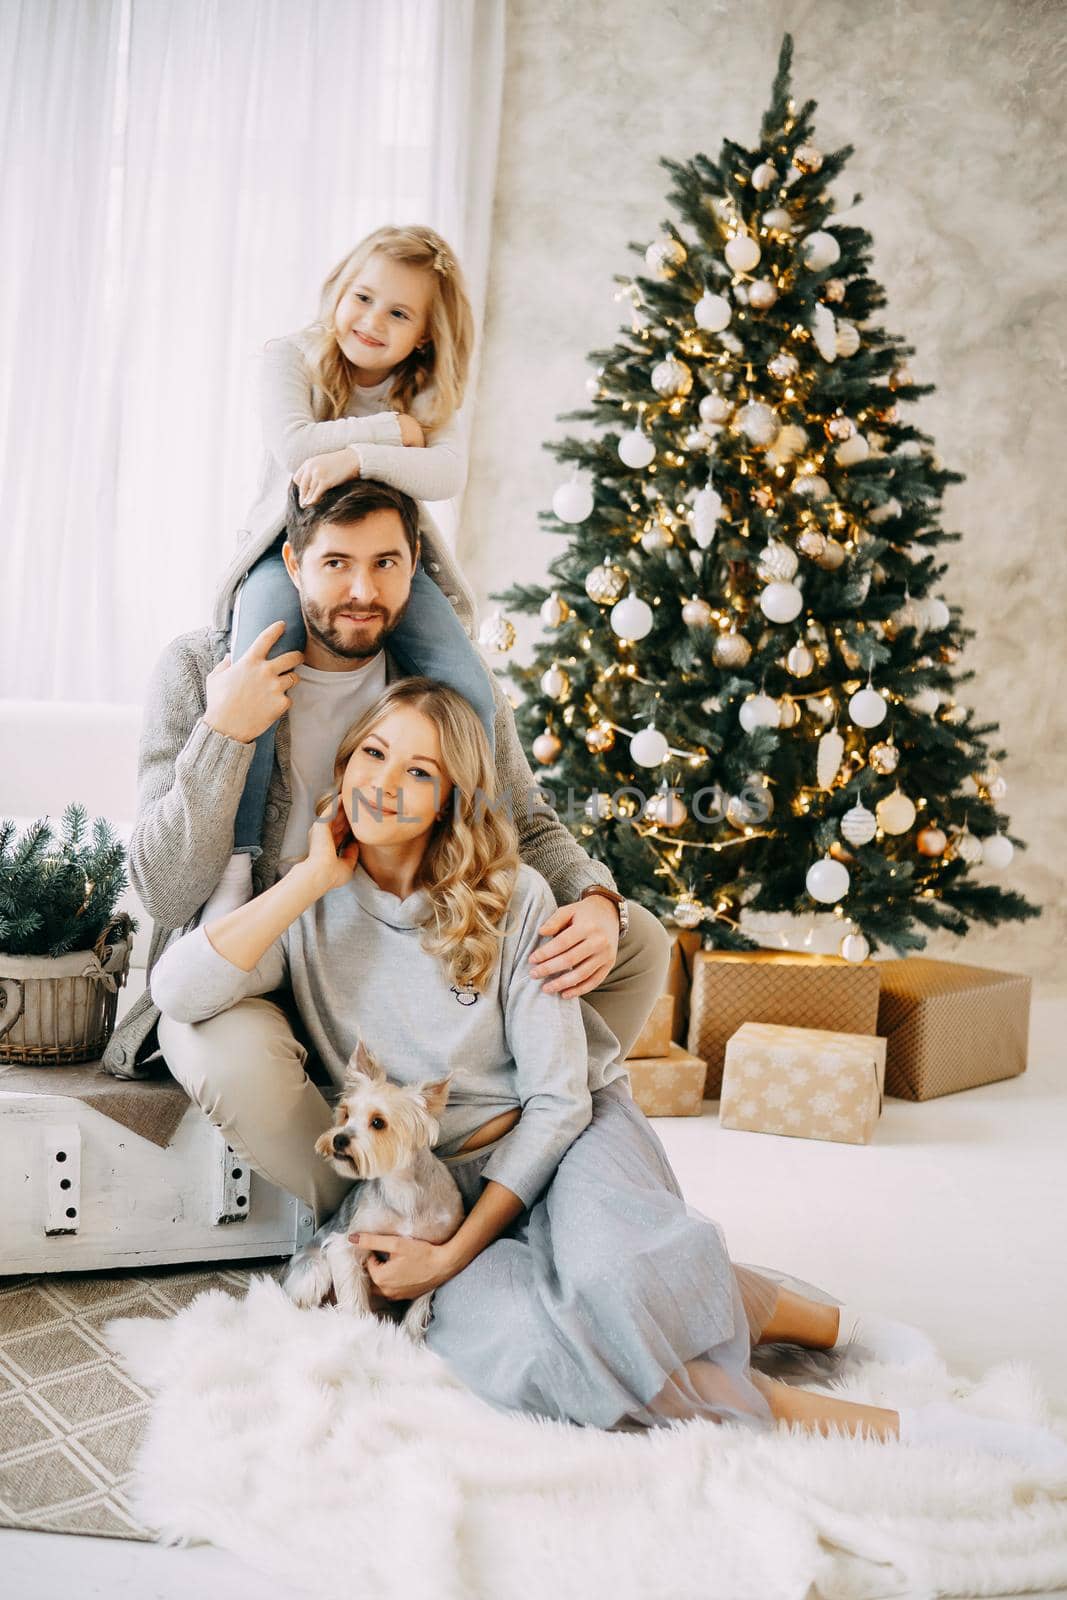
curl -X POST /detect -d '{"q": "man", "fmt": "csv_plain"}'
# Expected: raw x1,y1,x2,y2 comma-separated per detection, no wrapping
104,478,670,1223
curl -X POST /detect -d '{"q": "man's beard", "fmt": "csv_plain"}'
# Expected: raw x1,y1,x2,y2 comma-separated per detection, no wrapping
302,594,411,661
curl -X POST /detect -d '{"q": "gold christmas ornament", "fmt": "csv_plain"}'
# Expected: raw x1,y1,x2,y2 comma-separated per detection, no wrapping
876,787,917,835
584,561,627,605
477,612,516,653
869,741,899,775
645,788,687,828
645,237,687,277
838,637,862,671
532,729,562,765
712,629,753,669
752,485,776,510
786,642,815,677
826,415,856,440
917,825,948,857
767,351,799,381
888,366,914,391
540,664,571,702
823,278,846,303
797,528,827,560
651,355,693,397
584,722,615,754
829,840,855,864
777,697,799,728
672,894,705,930
681,597,714,628
539,592,572,628
792,143,824,173
816,539,846,571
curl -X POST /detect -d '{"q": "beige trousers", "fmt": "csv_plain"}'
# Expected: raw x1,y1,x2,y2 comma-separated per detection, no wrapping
158,901,671,1225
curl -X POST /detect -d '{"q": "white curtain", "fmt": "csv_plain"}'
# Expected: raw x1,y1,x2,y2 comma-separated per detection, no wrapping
0,0,505,703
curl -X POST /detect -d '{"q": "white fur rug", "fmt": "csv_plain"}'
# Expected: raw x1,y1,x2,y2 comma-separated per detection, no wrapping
104,1275,1067,1600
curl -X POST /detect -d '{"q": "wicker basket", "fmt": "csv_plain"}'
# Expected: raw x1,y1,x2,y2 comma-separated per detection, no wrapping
0,913,134,1065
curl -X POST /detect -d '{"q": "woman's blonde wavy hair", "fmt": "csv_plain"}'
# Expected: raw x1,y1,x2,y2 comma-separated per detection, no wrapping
314,678,518,993
304,224,474,433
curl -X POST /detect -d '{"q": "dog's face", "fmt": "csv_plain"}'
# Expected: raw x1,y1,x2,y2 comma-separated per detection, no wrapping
315,1039,452,1179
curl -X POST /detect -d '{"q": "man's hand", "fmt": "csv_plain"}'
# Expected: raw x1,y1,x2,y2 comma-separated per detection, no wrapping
528,895,620,999
203,620,303,744
293,448,361,507
349,1232,456,1300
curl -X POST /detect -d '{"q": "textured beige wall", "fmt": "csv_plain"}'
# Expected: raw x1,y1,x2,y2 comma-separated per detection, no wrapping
460,0,1067,992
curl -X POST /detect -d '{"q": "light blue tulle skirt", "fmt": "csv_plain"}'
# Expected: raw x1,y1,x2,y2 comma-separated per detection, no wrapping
424,1078,843,1433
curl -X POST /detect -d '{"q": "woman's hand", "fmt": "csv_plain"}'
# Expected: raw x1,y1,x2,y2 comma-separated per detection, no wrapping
396,413,425,447
349,1232,457,1299
300,807,359,895
292,448,361,507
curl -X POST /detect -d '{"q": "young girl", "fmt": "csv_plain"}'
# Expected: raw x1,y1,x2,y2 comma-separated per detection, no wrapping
210,223,495,918
150,680,1066,1465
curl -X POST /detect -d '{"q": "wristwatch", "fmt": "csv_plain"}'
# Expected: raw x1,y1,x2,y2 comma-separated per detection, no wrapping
580,885,630,939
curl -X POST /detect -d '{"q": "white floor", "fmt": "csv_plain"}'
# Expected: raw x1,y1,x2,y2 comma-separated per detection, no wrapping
3,996,1066,1600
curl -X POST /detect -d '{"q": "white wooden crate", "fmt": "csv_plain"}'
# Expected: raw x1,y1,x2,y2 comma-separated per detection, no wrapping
0,1087,315,1275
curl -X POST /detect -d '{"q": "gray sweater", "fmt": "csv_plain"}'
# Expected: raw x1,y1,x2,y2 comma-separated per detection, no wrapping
150,862,626,1208
102,636,616,1079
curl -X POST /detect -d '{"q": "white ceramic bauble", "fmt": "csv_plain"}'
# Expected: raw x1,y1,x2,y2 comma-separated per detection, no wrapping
806,855,850,904
684,427,716,451
532,730,562,765
811,302,837,362
725,233,761,273
761,207,794,233
477,612,517,653
585,374,602,398
748,279,778,310
712,630,753,669
672,895,705,929
817,728,845,790
988,775,1009,800
630,725,669,767
757,540,799,582
737,402,780,446
644,788,687,828
981,832,1014,868
539,592,571,629
801,230,841,271
651,356,693,397
640,526,670,554
645,236,686,276
752,161,778,190
699,392,732,424
835,432,870,466
610,594,653,641
618,428,656,469
690,485,723,548
955,829,984,865
552,480,594,523
849,686,888,728
759,581,804,623
739,693,781,733
910,687,942,715
869,497,903,524
539,664,571,701
767,423,808,465
925,597,951,630
835,321,861,357
916,826,948,857
840,931,871,963
792,472,830,502
786,642,815,677
876,788,917,834
840,803,877,846
681,597,713,627
694,292,732,331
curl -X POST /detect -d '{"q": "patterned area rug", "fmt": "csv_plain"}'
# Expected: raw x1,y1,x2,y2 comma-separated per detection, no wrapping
0,1261,283,1539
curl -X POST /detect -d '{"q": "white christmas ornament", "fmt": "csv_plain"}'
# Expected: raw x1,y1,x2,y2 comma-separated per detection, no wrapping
532,730,562,765
817,728,845,790
539,664,570,701
910,687,941,715
552,480,594,523
955,828,983,864
840,803,877,846
767,424,807,466
757,541,799,582
751,161,778,190
585,374,601,398
725,233,761,273
835,432,870,467
876,788,917,834
644,788,687,828
651,356,693,397
835,321,861,357
801,230,841,271
737,402,780,447
982,832,1014,868
806,855,850,904
759,581,804,623
540,592,571,628
739,694,780,733
630,725,669,767
477,612,516,653
811,302,837,363
681,597,713,627
841,931,871,963
849,686,888,728
761,208,794,233
610,594,653,641
584,792,615,822
618,428,656,469
694,292,732,332
645,237,686,276
925,597,951,630
699,393,732,424
869,497,902,524
690,485,723,548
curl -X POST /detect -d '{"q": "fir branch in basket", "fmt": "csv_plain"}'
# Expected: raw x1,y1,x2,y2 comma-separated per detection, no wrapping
0,804,139,958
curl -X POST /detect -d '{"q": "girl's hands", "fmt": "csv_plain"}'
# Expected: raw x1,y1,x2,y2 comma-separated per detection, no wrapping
396,413,425,447
293,448,361,507
349,1233,457,1299
301,805,360,895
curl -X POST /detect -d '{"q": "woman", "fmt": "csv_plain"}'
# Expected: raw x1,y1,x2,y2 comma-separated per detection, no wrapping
150,679,1063,1462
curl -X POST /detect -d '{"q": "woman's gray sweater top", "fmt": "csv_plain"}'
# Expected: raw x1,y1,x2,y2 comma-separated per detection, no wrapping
150,861,627,1208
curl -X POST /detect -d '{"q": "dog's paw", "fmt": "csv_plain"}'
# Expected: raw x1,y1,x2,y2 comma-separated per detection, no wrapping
281,1246,334,1308
401,1293,434,1343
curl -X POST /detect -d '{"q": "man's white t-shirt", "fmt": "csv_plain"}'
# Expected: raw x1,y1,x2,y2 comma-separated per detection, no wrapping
278,652,388,873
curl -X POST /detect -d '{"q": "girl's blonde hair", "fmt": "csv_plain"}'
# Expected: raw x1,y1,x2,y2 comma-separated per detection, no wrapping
306,224,474,432
314,678,517,992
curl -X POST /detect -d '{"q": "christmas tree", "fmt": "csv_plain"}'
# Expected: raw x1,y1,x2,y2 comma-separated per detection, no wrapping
487,33,1039,959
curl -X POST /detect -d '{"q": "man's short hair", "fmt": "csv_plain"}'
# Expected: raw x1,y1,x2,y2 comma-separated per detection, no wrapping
285,477,421,564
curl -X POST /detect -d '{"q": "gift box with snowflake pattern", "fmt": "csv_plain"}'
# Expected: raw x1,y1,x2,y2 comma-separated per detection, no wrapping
720,1021,887,1145
623,1042,707,1118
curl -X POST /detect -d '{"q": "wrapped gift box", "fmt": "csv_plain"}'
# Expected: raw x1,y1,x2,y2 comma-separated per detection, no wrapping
664,929,702,1044
687,950,881,1099
876,958,1031,1100
629,994,674,1060
721,1021,887,1145
624,1042,707,1118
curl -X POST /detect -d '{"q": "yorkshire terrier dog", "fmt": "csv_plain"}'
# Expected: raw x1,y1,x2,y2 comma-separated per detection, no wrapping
281,1040,465,1341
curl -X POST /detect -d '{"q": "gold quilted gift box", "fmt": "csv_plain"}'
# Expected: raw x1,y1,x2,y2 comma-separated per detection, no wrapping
624,1042,707,1118
720,1021,887,1145
876,958,1031,1100
687,950,881,1099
